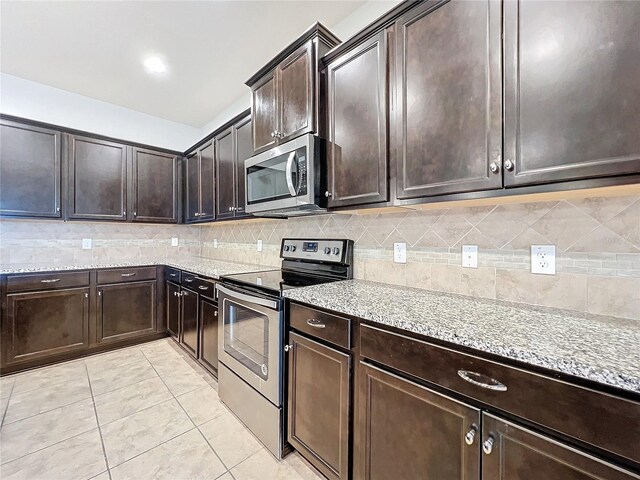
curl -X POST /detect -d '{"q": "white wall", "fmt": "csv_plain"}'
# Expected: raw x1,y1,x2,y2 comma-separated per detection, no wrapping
330,0,401,41
0,73,201,151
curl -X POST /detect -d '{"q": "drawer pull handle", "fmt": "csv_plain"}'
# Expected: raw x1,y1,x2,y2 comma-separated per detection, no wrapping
169,273,177,277
40,278,61,283
457,370,507,392
184,278,194,283
306,318,326,329
464,426,477,445
120,273,137,277
198,285,209,291
483,435,495,455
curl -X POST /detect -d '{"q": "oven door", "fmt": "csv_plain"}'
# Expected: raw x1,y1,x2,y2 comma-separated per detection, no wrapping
216,284,282,406
245,134,314,214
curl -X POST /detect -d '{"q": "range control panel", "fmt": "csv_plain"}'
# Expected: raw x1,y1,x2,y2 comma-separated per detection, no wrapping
281,239,349,263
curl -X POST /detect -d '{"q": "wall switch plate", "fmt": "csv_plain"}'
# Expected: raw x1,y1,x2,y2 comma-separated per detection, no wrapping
171,237,178,247
531,245,556,274
393,243,407,264
82,238,92,250
257,240,263,252
462,245,478,268
214,239,218,248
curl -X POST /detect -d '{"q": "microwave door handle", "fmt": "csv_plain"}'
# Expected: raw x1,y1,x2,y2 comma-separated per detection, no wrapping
285,151,297,196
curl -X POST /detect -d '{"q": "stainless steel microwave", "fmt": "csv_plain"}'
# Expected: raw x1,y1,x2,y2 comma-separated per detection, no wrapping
244,134,326,217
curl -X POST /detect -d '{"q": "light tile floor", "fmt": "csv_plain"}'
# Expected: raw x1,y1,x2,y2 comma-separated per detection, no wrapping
0,339,322,480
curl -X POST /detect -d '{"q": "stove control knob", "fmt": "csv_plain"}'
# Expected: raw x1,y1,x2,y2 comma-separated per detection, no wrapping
333,247,340,255
290,245,297,252
324,247,331,254
283,245,290,252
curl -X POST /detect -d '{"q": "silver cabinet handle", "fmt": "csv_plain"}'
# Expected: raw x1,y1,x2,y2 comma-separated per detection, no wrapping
236,207,244,212
120,272,136,277
133,211,137,216
457,370,507,392
41,278,61,283
198,285,209,291
200,212,207,216
483,435,494,455
194,212,200,217
169,273,177,277
84,292,89,298
123,211,126,216
489,162,500,174
284,344,293,352
504,159,514,171
184,278,193,283
271,131,276,138
464,426,477,445
325,191,332,198
56,207,61,212
98,291,102,296
306,318,326,329
214,311,218,317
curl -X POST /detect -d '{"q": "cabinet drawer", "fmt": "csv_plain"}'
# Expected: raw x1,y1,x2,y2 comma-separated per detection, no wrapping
97,267,157,285
360,324,640,465
181,273,197,287
290,303,351,349
7,271,90,293
192,277,216,300
166,267,181,283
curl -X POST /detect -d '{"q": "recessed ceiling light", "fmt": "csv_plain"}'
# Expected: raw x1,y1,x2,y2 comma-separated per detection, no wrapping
144,56,167,74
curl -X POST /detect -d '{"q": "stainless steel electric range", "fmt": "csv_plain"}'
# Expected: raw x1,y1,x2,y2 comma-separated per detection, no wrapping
216,238,354,458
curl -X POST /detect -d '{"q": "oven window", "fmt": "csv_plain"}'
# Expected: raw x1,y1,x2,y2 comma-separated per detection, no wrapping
223,299,270,380
246,147,304,204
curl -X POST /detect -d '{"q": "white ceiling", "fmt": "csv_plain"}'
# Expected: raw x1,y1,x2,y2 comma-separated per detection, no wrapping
0,0,366,128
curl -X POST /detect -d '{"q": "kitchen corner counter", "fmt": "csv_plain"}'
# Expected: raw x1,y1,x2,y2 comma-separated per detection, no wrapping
0,257,268,279
283,279,640,394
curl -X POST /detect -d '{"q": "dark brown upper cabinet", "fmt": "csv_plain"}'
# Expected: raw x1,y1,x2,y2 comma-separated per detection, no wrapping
503,0,640,186
130,147,178,223
395,0,502,200
247,23,340,155
325,30,389,208
0,120,62,218
215,114,253,220
68,135,128,221
184,142,215,223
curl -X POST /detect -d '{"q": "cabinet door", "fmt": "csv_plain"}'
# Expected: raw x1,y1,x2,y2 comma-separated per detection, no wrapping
482,414,638,480
180,288,199,358
234,116,252,217
288,332,350,480
252,72,278,154
0,120,61,218
356,362,480,480
166,281,180,339
185,151,200,223
199,142,215,221
215,128,235,219
327,31,388,208
97,281,156,343
504,1,640,186
4,288,89,365
199,298,218,375
395,0,502,199
68,135,127,220
131,148,178,223
278,41,314,143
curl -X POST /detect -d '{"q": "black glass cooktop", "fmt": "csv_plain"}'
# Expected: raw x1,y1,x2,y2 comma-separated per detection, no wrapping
222,269,338,294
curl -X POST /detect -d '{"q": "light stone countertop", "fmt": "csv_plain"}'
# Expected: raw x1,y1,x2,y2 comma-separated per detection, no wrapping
0,257,271,279
283,279,640,394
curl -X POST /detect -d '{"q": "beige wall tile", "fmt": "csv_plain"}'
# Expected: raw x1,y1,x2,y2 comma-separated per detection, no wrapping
364,258,406,286
431,264,461,294
496,269,537,305
405,262,431,290
568,225,639,254
587,275,640,320
537,273,588,312
530,202,600,251
460,267,496,299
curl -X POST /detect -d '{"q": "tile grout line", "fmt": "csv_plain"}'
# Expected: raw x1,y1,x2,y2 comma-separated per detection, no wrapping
0,380,17,430
84,361,113,480
140,345,232,477
1,392,93,428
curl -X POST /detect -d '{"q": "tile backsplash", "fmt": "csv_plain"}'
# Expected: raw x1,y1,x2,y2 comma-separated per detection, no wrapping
1,195,639,320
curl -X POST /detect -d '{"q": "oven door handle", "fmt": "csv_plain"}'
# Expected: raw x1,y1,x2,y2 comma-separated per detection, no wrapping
285,151,297,196
216,284,278,309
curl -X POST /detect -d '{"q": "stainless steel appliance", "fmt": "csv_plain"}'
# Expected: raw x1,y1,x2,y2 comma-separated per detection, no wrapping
217,238,354,458
244,134,325,217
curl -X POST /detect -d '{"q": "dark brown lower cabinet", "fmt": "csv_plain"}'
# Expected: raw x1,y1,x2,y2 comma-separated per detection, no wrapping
482,413,638,480
180,287,199,357
198,298,218,375
166,281,180,339
356,361,480,480
288,332,351,480
4,288,89,365
97,281,157,343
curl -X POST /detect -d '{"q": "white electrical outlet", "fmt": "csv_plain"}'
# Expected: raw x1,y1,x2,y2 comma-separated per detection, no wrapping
214,239,218,248
531,245,556,275
393,243,407,264
257,239,263,252
82,238,92,250
462,245,478,268
171,237,178,247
